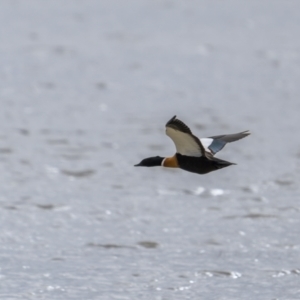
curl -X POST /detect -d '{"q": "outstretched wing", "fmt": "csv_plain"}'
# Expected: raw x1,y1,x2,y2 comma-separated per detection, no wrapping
200,130,251,155
165,116,211,158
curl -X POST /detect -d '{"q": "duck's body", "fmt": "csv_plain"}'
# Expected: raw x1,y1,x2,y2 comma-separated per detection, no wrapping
135,116,250,175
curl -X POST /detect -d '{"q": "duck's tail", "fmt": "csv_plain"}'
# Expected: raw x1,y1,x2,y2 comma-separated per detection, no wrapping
211,156,236,170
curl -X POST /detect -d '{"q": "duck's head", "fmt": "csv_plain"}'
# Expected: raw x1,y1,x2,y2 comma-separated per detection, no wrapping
134,156,164,167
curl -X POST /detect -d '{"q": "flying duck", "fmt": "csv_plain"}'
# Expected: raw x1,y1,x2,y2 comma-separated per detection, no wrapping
135,115,250,175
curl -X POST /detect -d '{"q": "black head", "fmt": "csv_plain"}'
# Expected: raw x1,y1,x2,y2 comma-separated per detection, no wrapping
134,156,164,167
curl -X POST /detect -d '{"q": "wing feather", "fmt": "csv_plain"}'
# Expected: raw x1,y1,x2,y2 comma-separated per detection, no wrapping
165,116,250,158
202,130,251,155
165,116,210,158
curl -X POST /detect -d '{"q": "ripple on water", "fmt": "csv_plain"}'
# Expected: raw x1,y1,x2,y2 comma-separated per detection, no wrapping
242,213,277,219
60,169,96,178
270,269,300,278
241,185,259,193
223,213,277,219
86,243,135,249
274,179,294,186
0,147,13,154
46,138,69,145
193,186,205,195
3,205,18,210
210,189,226,196
36,204,55,210
18,128,30,135
137,241,159,249
200,270,242,279
205,239,222,246
85,241,159,250
183,187,228,197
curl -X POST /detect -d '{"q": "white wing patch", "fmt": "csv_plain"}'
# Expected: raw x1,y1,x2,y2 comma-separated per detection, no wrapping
166,127,202,157
200,138,214,154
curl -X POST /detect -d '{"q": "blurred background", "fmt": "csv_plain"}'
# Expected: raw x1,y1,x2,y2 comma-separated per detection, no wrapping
1,1,300,299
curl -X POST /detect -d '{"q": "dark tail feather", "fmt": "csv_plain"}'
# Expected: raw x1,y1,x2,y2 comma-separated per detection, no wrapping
212,157,236,170
209,130,250,143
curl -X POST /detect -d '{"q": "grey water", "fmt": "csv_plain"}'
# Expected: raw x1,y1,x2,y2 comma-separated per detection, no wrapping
1,1,300,299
